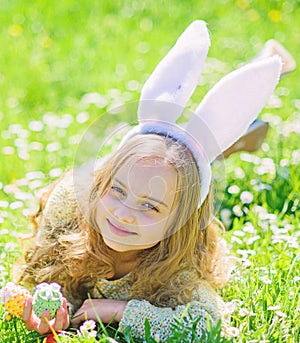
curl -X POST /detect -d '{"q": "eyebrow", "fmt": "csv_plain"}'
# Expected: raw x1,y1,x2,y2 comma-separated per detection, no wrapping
114,177,169,208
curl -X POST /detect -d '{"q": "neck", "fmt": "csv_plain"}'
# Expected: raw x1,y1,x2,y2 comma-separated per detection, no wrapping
108,247,140,264
106,248,140,280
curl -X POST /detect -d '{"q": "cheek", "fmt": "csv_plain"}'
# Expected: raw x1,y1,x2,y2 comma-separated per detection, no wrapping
97,193,115,213
139,215,170,237
95,195,114,227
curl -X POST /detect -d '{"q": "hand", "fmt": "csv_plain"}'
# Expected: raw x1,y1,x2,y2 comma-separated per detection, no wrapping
71,299,128,327
22,295,69,334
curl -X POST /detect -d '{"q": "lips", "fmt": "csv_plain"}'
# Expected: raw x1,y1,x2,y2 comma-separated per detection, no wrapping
107,220,137,237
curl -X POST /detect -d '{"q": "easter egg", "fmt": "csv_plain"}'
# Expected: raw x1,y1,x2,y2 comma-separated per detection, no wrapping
32,282,63,319
0,282,31,318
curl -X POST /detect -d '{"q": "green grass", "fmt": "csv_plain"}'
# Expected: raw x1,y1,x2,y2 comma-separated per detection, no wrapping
0,0,299,342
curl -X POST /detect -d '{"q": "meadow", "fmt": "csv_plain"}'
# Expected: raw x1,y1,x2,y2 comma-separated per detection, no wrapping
0,0,299,342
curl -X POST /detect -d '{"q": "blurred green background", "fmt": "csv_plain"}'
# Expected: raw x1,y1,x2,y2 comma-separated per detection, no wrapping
0,0,299,182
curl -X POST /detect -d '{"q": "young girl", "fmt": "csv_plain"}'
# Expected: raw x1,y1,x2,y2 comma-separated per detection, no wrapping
19,20,283,340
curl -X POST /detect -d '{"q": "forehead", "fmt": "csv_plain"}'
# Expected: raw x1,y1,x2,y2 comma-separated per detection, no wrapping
114,158,178,200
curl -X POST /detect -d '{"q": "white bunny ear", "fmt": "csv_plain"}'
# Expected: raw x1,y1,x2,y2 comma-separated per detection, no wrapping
186,55,282,162
138,20,210,122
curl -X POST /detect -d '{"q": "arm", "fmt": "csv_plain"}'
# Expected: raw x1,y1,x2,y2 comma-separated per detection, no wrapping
71,299,128,326
71,280,228,341
71,297,215,340
118,298,225,341
119,279,228,341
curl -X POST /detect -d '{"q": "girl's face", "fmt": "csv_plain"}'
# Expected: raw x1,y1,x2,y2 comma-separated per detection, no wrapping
95,158,178,252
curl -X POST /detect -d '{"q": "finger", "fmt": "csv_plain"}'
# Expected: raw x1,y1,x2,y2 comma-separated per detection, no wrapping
52,308,63,332
71,311,86,327
22,297,38,331
53,306,68,332
37,310,52,334
22,297,33,321
61,298,70,329
52,298,70,331
61,297,68,314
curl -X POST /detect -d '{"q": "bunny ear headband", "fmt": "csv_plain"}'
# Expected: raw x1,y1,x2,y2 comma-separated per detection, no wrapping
120,20,282,206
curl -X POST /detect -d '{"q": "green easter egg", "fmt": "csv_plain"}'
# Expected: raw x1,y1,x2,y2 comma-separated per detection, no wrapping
32,282,63,319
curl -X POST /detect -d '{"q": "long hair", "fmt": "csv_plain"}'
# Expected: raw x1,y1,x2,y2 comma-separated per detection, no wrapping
20,134,232,309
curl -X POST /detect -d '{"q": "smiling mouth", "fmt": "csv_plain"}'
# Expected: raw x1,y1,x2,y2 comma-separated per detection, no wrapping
107,220,137,237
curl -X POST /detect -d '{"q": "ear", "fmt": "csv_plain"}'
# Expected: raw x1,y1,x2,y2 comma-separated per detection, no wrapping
186,56,282,162
138,20,210,122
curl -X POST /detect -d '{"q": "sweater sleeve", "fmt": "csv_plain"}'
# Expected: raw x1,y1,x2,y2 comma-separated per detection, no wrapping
38,160,105,239
37,159,107,241
36,172,80,241
118,281,229,341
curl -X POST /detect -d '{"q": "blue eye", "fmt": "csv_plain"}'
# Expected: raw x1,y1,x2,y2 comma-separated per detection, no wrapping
111,185,126,197
143,202,159,212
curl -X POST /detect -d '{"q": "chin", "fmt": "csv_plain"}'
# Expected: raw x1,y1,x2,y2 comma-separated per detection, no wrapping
103,236,136,252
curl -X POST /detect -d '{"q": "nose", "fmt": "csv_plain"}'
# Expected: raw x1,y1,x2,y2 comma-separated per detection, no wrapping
113,203,135,224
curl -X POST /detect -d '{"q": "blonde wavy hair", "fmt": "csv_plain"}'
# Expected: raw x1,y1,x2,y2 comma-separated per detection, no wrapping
20,134,232,309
